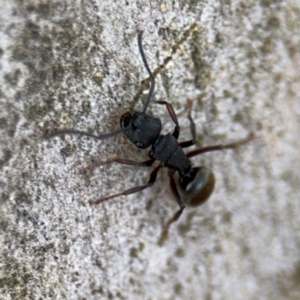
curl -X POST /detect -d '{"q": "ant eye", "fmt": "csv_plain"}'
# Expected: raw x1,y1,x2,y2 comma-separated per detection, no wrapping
135,141,143,148
179,167,215,206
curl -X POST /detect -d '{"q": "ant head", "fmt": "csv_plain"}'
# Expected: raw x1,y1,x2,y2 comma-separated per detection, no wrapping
178,166,215,206
120,111,162,149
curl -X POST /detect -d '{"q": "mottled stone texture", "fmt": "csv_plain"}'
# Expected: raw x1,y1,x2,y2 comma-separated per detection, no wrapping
0,0,299,299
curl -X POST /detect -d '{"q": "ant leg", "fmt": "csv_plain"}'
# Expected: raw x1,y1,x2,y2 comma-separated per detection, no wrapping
109,157,155,167
159,170,186,244
179,99,197,148
186,133,254,158
91,164,163,205
96,157,155,167
155,101,180,139
79,157,155,174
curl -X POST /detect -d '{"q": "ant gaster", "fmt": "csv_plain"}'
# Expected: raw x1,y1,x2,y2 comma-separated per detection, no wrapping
47,32,252,241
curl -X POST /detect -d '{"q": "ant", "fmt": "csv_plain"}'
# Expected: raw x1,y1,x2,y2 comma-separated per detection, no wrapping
47,32,253,242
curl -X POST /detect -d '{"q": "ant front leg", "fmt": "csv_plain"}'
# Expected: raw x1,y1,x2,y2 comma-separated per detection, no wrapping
91,164,163,205
101,157,155,167
80,157,155,174
155,101,180,139
179,99,197,149
158,169,186,245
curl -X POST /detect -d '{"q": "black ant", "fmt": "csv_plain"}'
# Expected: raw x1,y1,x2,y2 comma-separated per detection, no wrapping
47,32,253,241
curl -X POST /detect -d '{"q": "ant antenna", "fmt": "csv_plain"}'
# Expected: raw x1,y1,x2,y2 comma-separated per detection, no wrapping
138,32,155,114
45,127,130,140
45,33,153,141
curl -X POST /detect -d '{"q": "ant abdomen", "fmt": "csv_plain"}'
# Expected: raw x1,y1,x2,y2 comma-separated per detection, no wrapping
178,166,215,206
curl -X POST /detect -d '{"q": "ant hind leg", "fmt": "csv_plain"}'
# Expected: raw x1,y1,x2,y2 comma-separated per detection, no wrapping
158,170,185,245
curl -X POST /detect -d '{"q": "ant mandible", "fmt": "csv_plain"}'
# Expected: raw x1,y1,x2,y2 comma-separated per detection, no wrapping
47,32,252,241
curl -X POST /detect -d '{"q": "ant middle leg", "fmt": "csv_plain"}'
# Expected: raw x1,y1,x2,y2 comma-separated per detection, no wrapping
186,132,254,158
91,164,163,205
159,169,186,244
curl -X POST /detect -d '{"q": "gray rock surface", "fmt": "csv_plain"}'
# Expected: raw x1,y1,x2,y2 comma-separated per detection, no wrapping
0,0,300,299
